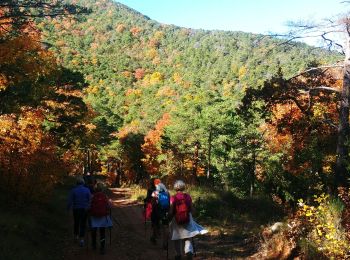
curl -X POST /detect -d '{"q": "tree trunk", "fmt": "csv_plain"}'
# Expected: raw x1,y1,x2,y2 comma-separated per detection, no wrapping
192,142,199,183
335,31,350,187
250,149,256,197
207,128,212,179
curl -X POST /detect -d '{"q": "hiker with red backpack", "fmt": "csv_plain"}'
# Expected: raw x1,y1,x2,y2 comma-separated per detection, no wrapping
169,180,208,260
89,182,113,255
67,176,92,247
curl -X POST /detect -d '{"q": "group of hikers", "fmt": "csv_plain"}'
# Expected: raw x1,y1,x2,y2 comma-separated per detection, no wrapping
67,174,207,259
67,173,112,255
144,178,207,259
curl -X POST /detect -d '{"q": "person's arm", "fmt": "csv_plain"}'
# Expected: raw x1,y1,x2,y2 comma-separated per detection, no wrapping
106,194,112,209
168,202,174,220
86,189,92,210
168,196,175,220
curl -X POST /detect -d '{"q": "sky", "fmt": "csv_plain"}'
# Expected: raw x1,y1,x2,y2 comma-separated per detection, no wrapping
116,0,347,35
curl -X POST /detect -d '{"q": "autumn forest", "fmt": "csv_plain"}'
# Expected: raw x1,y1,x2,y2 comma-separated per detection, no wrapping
2,0,350,259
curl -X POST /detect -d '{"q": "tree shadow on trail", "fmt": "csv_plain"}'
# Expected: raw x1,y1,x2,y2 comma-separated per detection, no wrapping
192,192,285,259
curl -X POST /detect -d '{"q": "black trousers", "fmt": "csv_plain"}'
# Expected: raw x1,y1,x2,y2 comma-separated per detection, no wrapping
91,227,106,249
73,208,88,238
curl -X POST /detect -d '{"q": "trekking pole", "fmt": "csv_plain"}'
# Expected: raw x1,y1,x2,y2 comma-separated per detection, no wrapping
166,226,169,260
144,206,146,236
109,208,112,246
192,237,196,257
86,213,91,251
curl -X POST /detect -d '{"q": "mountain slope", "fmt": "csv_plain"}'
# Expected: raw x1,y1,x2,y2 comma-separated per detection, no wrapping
38,0,341,185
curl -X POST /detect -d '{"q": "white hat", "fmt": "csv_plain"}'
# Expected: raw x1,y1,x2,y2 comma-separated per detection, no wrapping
156,183,167,193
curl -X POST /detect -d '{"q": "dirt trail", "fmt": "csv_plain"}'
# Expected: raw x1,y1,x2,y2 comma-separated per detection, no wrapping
64,188,255,260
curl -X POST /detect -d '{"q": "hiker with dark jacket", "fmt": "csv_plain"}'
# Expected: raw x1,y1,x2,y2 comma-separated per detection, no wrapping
89,182,113,255
148,179,170,248
144,178,156,205
67,176,92,247
169,180,208,260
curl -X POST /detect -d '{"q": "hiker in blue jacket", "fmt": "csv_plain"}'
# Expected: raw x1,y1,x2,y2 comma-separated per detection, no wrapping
67,176,92,247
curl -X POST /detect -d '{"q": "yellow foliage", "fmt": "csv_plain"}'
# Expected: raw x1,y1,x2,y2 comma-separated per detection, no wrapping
153,31,164,40
85,85,99,94
146,48,158,60
84,123,97,132
173,72,182,84
322,155,336,174
0,73,8,91
115,24,126,33
152,56,161,65
156,86,176,97
238,66,247,80
149,72,163,85
121,71,132,78
313,103,327,119
223,81,234,96
91,57,98,65
0,109,63,203
71,59,79,66
298,194,349,259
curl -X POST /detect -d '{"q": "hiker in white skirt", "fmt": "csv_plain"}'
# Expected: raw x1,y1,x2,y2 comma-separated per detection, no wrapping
169,180,208,260
89,182,113,255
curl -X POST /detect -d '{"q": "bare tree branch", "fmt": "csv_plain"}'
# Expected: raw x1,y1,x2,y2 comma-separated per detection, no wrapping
288,63,344,80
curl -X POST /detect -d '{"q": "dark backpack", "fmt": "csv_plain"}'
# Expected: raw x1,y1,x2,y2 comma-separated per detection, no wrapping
90,192,109,217
174,194,190,225
158,191,170,210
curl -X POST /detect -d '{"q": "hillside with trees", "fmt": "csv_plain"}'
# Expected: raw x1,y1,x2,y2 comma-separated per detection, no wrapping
2,0,350,259
39,0,341,199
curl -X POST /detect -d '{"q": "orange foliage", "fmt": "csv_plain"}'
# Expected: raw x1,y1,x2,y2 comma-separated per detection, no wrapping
117,120,141,139
0,11,87,203
149,38,160,48
0,28,55,93
0,108,64,203
134,68,145,80
130,26,142,36
121,70,132,78
141,113,171,175
262,97,337,175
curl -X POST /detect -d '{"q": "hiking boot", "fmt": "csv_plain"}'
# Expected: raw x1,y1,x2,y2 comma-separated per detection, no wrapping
185,252,193,260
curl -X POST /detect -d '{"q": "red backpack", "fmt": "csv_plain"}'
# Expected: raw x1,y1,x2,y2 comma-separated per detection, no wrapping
90,192,109,217
144,201,153,221
174,194,190,225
